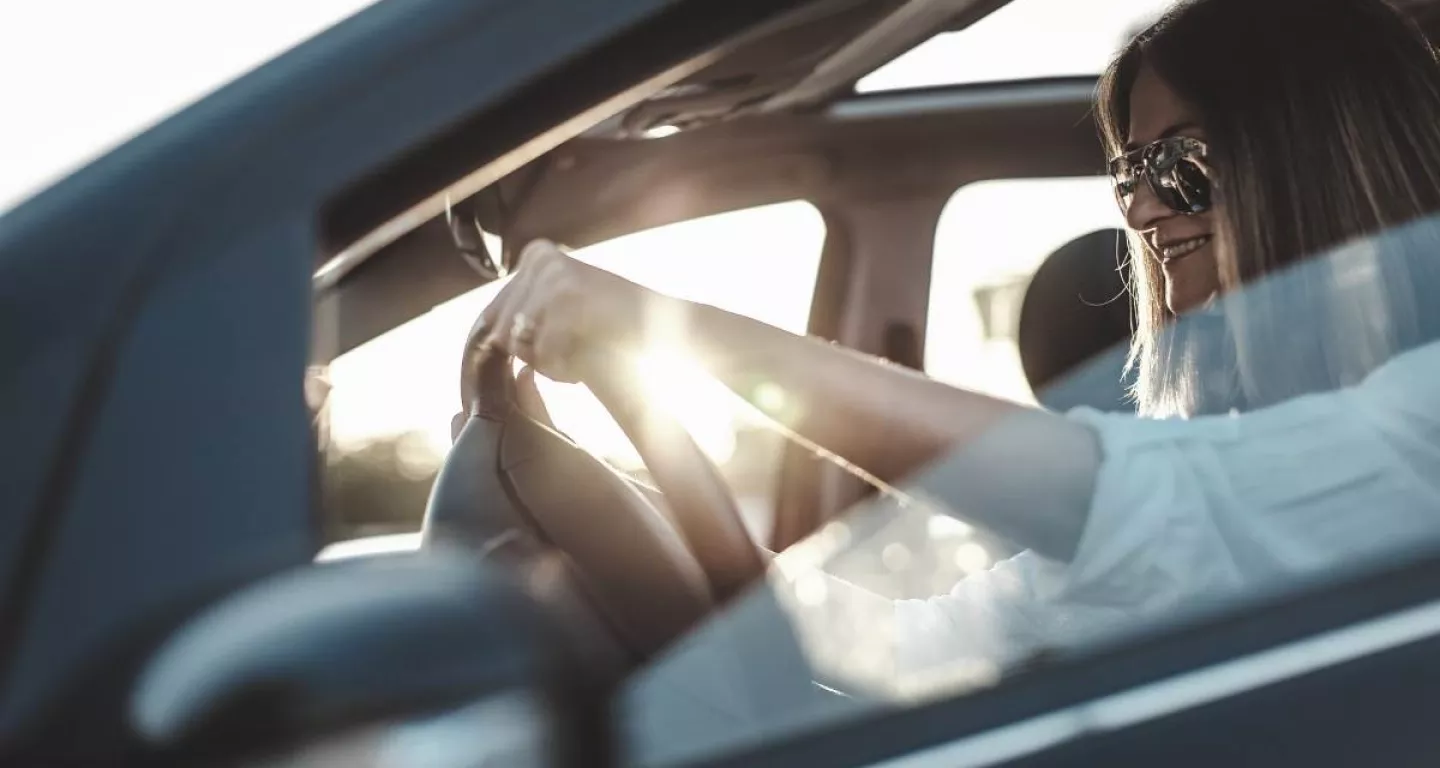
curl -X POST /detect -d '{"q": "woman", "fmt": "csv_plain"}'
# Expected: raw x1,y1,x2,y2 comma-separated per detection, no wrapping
476,0,1440,674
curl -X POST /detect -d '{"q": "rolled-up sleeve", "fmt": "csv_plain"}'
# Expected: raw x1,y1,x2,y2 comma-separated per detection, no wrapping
1066,340,1440,611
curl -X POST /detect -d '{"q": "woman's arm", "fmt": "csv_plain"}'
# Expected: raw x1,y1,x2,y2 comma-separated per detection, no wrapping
479,241,1103,557
667,298,1103,560
664,295,1030,483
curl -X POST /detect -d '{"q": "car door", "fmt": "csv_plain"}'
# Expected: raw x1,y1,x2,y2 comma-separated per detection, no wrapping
0,0,817,757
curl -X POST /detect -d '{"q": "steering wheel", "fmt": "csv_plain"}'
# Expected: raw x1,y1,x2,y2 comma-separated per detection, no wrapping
422,326,767,669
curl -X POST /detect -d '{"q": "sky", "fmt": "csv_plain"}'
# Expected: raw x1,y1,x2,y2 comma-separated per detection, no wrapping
0,0,380,211
0,0,1164,467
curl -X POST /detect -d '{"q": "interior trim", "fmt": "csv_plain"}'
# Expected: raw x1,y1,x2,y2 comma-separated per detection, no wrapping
760,0,1007,111
312,51,728,292
826,79,1096,121
314,0,881,293
870,595,1440,768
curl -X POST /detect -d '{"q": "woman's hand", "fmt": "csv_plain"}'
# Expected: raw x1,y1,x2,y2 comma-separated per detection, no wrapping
474,239,668,382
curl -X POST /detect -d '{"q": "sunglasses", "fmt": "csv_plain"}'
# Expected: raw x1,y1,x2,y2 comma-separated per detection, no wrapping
1108,136,1213,215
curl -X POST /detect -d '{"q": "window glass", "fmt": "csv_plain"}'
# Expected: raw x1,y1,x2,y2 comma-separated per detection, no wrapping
625,206,1440,768
321,201,825,544
856,0,1169,93
926,177,1124,404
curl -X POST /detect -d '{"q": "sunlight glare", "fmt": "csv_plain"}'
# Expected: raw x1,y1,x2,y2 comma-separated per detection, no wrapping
857,0,1170,92
323,195,823,486
526,348,738,468
794,570,830,607
954,542,992,574
635,348,738,464
532,378,643,466
0,0,382,212
927,514,974,540
642,124,682,139
882,542,913,573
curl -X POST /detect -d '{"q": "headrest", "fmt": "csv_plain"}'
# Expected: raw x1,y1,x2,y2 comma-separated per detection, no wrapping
1017,229,1135,413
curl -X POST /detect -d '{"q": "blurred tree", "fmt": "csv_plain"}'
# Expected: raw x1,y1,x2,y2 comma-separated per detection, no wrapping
320,432,438,543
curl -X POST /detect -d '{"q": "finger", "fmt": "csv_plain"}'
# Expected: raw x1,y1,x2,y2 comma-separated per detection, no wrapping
482,243,565,361
530,255,600,381
480,253,545,354
506,252,577,366
530,301,582,383
470,273,516,338
472,275,521,355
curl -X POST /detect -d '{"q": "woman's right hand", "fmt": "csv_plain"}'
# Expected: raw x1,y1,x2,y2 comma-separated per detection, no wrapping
473,239,678,382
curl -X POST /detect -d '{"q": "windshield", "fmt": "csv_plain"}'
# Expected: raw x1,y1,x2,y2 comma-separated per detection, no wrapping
321,202,825,547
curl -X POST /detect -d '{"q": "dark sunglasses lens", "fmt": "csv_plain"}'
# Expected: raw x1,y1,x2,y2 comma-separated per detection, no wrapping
1153,156,1211,214
1110,162,1138,209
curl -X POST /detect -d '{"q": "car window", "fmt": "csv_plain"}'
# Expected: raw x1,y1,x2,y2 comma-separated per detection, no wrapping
856,0,1169,93
808,178,1126,620
320,201,825,545
804,177,1125,606
926,177,1125,404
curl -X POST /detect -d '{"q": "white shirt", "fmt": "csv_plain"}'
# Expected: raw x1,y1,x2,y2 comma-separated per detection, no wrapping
894,339,1440,676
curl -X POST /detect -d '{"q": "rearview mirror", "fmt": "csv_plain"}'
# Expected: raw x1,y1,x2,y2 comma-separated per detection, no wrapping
132,553,609,766
446,194,507,281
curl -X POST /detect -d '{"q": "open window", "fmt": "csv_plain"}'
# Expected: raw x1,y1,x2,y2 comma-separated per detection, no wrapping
857,0,1170,92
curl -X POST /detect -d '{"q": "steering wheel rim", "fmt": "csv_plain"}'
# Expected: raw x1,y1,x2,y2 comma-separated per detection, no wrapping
461,340,767,604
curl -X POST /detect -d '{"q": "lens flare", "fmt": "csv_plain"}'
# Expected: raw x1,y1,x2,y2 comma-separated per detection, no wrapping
635,349,738,464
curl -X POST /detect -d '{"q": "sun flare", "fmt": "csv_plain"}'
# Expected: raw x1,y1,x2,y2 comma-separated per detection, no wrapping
533,348,738,469
323,200,824,478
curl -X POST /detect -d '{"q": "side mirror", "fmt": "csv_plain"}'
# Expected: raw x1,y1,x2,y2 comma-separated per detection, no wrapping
131,553,609,766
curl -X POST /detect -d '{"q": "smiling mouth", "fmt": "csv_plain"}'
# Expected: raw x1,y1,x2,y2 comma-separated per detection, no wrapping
1158,235,1211,263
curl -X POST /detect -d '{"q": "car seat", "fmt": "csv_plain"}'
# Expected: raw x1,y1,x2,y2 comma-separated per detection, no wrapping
1016,229,1136,413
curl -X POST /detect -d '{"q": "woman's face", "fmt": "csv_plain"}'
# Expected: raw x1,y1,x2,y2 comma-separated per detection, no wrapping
1125,61,1222,315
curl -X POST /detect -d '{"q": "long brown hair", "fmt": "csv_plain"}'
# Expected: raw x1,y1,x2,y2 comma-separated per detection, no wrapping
1097,0,1440,416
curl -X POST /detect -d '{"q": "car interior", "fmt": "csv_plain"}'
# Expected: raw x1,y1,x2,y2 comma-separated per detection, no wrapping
11,0,1440,764
313,0,1150,677
316,0,1440,669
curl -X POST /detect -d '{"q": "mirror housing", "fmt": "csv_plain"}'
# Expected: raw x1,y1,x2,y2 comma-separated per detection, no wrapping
132,553,609,766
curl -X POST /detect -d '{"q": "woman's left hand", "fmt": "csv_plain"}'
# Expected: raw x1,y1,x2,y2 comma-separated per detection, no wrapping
473,239,668,382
